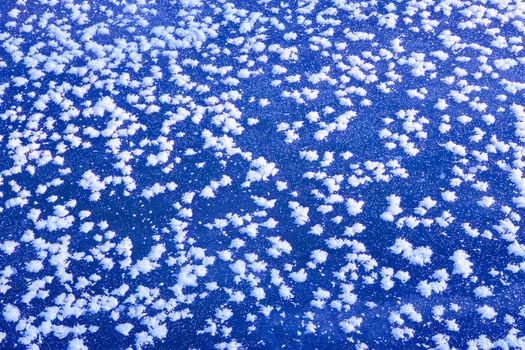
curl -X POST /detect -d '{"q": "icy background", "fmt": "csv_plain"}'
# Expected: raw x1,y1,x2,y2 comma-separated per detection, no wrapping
1,0,525,349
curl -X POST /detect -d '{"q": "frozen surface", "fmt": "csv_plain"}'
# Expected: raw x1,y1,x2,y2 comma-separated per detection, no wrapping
1,0,525,349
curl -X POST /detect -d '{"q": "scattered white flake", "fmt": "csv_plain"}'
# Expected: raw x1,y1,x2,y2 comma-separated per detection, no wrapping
390,238,432,266
3,304,20,322
477,305,497,320
450,250,473,278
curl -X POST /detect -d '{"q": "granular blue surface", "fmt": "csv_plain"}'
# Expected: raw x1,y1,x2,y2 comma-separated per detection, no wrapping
0,0,525,349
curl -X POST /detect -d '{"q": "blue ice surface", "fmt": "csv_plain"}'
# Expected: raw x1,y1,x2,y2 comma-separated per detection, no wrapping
0,0,525,349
